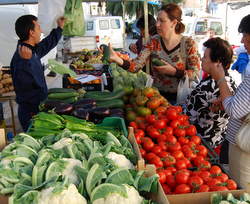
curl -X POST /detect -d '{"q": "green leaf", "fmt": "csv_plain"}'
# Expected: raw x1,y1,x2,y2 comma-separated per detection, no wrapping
138,174,158,193
106,168,134,185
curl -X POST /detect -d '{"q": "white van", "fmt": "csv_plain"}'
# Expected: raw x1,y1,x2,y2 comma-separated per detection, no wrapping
0,3,57,69
85,16,124,49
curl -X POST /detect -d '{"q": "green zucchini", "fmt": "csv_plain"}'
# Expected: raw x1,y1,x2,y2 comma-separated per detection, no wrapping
48,88,76,94
84,91,111,98
85,89,125,102
96,99,124,108
100,44,110,64
61,97,78,104
48,92,79,100
152,58,165,66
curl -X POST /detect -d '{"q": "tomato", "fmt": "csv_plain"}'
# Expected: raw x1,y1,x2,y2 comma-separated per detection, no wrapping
185,125,197,136
188,141,196,149
162,169,173,177
196,145,208,157
175,171,190,184
175,160,187,170
154,119,166,129
135,134,141,144
195,184,209,192
163,155,176,167
158,171,167,184
172,151,184,160
210,165,222,175
148,128,161,139
166,167,177,174
188,176,204,189
206,178,221,188
155,106,168,115
174,127,186,137
181,157,192,168
147,98,162,109
165,135,177,145
157,134,167,142
145,153,157,161
183,149,196,160
190,135,201,145
145,114,157,124
199,171,211,183
142,137,155,151
175,184,191,194
140,148,146,157
211,185,229,192
215,173,228,182
166,108,178,120
135,129,145,138
226,179,237,190
163,127,174,136
172,106,183,113
198,160,211,171
129,121,138,129
165,175,176,188
158,141,167,151
178,136,189,145
138,122,146,130
149,156,164,168
158,151,170,158
162,184,171,194
143,87,155,98
168,142,181,152
151,145,162,155
170,120,181,129
146,125,155,133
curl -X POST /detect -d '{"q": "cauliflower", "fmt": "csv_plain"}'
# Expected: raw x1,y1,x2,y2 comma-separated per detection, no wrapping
106,152,134,169
38,184,87,204
93,184,143,204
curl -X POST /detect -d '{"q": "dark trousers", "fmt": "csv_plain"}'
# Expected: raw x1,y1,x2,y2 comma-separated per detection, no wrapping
18,103,39,132
159,91,177,105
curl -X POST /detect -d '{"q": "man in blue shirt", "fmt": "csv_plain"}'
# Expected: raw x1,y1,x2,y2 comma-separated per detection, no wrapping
10,15,65,131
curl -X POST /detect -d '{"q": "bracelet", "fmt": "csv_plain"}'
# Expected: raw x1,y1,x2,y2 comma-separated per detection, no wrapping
217,77,226,86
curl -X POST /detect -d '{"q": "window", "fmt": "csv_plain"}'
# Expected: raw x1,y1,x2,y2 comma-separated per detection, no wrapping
110,19,121,29
195,21,207,35
210,21,223,35
99,20,109,30
87,21,94,30
184,22,192,35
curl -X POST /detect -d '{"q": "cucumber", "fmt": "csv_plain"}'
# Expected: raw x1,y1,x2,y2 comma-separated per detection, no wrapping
100,44,110,64
85,89,125,102
152,58,165,66
84,91,111,98
48,92,79,100
48,88,76,94
61,97,78,104
96,99,124,108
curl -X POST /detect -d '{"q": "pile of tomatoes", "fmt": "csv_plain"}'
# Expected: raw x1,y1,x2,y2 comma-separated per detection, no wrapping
129,105,237,194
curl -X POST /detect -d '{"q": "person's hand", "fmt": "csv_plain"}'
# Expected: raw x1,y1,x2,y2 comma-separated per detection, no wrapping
154,60,176,76
18,45,32,60
57,17,66,29
210,97,224,112
210,62,225,81
129,43,138,54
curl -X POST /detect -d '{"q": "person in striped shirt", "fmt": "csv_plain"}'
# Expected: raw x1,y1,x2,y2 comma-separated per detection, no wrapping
210,14,250,188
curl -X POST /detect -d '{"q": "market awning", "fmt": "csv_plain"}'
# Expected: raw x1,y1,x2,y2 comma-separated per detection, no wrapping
0,0,38,5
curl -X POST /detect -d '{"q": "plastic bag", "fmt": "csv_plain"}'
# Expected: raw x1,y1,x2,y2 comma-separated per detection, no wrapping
48,59,76,77
38,0,66,36
63,0,85,36
236,113,250,153
176,75,192,105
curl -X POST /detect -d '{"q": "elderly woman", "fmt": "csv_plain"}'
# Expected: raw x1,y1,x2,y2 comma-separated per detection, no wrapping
108,3,200,104
184,37,237,149
209,14,250,188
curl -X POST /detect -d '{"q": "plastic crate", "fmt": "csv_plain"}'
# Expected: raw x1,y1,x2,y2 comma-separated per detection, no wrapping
97,117,128,137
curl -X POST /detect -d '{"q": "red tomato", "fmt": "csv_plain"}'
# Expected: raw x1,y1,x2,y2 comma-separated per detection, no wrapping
157,134,167,142
145,152,157,161
140,148,146,157
129,121,138,129
175,184,191,194
149,156,163,168
163,127,174,136
195,184,210,192
211,185,229,192
210,165,222,175
174,127,186,137
135,134,141,144
196,145,208,157
226,179,237,190
175,171,190,184
168,142,181,152
192,155,205,167
142,137,155,151
172,106,183,113
181,157,192,168
151,145,162,155
178,136,189,145
145,114,157,123
162,169,173,177
154,119,166,129
146,125,155,133
162,184,171,194
172,151,184,160
190,135,201,145
199,171,211,183
175,160,187,170
170,120,181,129
183,149,196,160
158,141,167,151
215,173,228,182
158,151,170,158
206,178,221,188
148,128,161,139
185,125,197,136
176,114,186,124
163,155,176,167
166,108,178,120
166,167,177,174
198,160,211,171
158,171,167,184
188,176,204,188
165,175,176,188
138,122,146,130
165,135,177,145
135,129,145,138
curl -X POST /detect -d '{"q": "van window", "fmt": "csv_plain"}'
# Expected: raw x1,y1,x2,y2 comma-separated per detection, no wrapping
87,21,94,31
184,22,192,35
210,21,223,35
99,20,109,30
195,21,207,35
110,19,121,29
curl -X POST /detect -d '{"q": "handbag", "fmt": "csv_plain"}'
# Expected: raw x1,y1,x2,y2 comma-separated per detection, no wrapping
236,113,250,153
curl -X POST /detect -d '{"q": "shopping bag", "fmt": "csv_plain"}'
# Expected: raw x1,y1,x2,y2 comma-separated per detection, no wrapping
236,113,250,153
176,75,192,105
38,0,67,36
63,0,85,36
